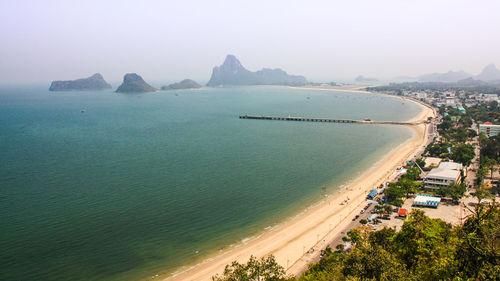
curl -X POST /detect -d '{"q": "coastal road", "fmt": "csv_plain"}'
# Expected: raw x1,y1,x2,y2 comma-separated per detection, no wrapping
291,199,379,272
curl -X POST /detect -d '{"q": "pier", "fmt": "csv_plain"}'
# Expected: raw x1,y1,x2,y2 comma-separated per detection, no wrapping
239,115,421,126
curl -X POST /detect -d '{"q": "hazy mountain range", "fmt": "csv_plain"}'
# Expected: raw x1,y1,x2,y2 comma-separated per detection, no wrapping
389,64,500,83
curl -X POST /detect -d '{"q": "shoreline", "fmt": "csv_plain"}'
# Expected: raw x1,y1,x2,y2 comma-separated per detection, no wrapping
163,89,435,281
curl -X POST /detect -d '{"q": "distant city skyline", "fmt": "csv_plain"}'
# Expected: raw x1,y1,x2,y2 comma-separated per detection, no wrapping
1,0,499,84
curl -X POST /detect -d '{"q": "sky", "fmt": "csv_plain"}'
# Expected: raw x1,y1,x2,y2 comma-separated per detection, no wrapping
1,0,499,84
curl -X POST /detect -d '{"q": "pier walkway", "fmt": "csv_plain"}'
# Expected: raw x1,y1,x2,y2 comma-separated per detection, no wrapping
239,115,421,126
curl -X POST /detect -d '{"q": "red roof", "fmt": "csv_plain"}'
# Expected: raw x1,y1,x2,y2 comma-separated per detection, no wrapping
484,122,493,125
398,208,409,216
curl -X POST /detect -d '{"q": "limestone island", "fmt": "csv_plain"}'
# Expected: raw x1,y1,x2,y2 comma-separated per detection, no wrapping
161,79,201,90
49,73,112,91
206,55,307,86
115,73,157,93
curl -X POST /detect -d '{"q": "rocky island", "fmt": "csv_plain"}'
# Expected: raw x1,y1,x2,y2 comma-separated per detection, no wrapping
115,73,157,93
161,79,201,90
49,73,112,91
206,55,307,86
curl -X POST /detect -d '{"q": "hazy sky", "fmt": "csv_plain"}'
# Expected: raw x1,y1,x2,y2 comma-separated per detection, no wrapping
1,0,499,84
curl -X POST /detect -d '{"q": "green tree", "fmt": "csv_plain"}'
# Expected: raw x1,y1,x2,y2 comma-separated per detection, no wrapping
385,182,405,202
450,143,475,166
402,166,421,181
437,182,466,203
212,255,288,281
474,187,494,204
483,158,497,179
456,203,500,280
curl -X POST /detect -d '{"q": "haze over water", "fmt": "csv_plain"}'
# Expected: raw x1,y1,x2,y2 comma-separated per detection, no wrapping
0,86,420,281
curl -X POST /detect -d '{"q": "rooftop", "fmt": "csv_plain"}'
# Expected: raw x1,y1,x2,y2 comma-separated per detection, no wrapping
438,161,462,171
426,168,461,180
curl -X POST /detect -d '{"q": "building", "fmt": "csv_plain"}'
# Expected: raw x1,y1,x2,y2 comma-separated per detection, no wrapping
398,208,409,217
413,194,441,208
367,189,378,199
458,107,466,115
445,97,455,106
424,161,462,189
479,122,500,137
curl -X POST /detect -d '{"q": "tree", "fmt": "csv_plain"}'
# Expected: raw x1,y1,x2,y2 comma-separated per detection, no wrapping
359,219,368,225
456,203,500,279
212,255,288,281
399,178,419,198
335,244,345,252
450,143,475,166
382,204,393,216
385,183,405,202
483,158,497,179
415,158,426,170
474,187,494,204
402,166,421,181
438,182,466,203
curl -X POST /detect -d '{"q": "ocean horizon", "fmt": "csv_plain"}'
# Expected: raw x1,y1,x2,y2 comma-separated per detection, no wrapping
0,85,419,281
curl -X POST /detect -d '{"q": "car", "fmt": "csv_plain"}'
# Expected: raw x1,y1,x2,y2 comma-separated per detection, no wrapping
360,209,365,214
352,215,359,221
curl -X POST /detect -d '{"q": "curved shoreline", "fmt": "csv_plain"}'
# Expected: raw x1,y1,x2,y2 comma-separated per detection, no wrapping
163,90,435,281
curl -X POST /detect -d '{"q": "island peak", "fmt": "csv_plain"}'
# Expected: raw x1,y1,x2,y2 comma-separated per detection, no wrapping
49,73,112,91
206,55,307,86
115,73,157,93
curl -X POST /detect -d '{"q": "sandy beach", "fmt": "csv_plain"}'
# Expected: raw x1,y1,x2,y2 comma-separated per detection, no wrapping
164,89,436,281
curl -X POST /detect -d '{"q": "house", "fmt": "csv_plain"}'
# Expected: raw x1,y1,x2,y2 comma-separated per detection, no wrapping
398,208,409,217
424,161,462,189
479,122,500,137
367,189,378,200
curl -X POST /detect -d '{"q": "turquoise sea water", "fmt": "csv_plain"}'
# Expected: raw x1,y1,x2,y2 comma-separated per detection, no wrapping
0,85,419,281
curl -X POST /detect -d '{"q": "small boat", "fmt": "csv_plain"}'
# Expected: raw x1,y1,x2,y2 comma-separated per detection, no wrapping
81,109,85,113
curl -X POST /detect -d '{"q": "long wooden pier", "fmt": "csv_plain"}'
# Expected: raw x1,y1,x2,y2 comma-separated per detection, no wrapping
239,115,420,126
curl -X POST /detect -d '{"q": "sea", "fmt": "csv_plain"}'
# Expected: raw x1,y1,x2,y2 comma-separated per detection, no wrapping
0,85,420,281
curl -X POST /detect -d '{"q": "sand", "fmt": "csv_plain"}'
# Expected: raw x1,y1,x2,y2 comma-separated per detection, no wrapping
164,90,436,281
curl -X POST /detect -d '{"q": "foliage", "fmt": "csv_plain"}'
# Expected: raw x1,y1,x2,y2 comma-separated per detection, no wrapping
456,203,500,279
425,142,450,157
401,166,421,181
415,158,426,170
450,143,475,166
212,255,288,281
480,134,500,162
436,182,466,202
297,204,499,281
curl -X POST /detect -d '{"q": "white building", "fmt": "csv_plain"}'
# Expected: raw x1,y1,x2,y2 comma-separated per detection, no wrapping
479,122,500,137
445,97,455,106
424,161,462,189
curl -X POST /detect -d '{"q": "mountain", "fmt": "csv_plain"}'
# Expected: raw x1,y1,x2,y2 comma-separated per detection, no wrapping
354,75,379,83
115,73,157,93
456,77,489,87
390,76,418,83
49,73,112,91
161,79,201,90
475,64,500,81
206,55,307,86
418,70,472,83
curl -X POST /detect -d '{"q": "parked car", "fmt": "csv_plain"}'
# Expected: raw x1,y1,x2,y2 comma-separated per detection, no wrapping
360,209,365,214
